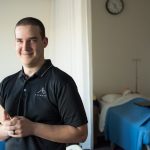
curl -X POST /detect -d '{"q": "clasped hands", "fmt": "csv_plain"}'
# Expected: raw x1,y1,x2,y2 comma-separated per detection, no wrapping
2,112,34,138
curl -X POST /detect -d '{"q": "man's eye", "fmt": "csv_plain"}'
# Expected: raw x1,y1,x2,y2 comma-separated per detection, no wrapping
30,39,37,43
16,40,22,43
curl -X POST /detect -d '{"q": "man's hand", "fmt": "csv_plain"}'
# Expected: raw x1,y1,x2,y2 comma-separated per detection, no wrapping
5,116,34,138
3,117,18,136
0,111,12,140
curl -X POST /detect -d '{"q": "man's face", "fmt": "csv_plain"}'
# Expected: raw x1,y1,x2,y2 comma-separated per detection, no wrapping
15,25,48,67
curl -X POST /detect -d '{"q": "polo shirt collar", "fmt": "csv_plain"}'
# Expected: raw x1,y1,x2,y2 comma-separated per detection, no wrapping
18,59,53,79
36,59,53,77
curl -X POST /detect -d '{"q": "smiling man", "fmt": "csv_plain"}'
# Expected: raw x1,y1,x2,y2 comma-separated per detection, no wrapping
0,17,88,150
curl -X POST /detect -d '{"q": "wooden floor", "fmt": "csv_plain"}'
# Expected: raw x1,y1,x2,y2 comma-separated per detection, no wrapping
94,134,123,150
94,147,111,150
94,134,110,150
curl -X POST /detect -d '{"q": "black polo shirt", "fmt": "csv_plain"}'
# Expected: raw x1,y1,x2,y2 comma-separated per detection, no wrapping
0,59,88,150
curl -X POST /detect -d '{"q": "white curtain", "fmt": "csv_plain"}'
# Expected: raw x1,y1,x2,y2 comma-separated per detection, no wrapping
49,0,93,149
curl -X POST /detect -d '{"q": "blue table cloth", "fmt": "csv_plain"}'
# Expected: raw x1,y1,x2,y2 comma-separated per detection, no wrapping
105,98,150,150
0,141,5,150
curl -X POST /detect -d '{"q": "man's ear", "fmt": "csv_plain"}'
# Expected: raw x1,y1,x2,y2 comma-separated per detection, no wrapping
43,37,48,48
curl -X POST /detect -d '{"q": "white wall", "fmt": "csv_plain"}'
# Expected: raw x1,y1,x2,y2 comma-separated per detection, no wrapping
92,0,150,98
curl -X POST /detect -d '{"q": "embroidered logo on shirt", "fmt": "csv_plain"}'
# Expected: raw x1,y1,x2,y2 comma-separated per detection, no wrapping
35,87,47,97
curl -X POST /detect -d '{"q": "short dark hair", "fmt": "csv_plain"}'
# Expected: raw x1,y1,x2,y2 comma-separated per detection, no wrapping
15,17,45,39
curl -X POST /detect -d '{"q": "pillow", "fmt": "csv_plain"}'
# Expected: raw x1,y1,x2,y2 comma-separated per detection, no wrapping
102,94,122,103
122,89,132,96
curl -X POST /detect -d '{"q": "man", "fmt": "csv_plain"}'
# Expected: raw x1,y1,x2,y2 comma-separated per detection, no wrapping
0,17,88,150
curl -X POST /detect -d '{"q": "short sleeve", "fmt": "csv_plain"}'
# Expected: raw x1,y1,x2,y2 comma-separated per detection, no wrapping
0,81,5,107
57,79,88,127
0,82,3,106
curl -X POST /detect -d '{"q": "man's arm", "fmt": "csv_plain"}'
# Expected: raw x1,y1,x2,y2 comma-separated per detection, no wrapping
8,116,88,143
32,123,87,143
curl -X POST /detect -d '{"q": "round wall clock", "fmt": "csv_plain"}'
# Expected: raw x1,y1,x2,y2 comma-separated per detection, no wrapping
106,0,124,15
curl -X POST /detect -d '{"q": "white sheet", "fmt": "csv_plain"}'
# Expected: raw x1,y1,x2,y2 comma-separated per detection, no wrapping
98,93,142,132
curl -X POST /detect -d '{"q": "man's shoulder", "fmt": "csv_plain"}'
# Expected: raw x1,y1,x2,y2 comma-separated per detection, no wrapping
1,71,21,84
51,66,74,84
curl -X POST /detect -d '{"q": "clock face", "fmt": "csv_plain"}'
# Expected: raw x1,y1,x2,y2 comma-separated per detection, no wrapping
106,0,124,15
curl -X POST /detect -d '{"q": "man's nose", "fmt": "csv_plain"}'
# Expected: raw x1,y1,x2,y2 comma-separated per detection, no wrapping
22,41,30,51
